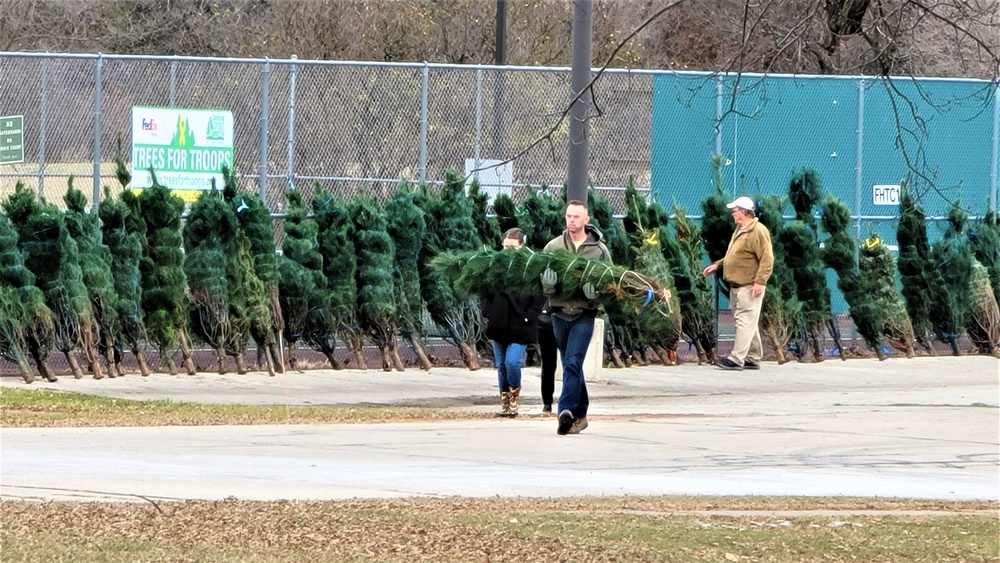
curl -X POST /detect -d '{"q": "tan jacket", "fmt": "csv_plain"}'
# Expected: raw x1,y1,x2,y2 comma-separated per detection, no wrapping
543,224,611,312
713,219,774,287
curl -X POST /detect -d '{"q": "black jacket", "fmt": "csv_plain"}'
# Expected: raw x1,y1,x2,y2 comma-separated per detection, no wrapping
481,292,545,345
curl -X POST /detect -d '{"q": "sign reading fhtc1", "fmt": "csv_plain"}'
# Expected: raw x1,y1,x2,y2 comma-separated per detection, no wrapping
872,184,900,206
0,115,24,165
131,106,234,201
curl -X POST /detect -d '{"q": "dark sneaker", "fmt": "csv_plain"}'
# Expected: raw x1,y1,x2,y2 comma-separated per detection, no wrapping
715,357,743,370
567,417,588,434
542,404,552,414
743,360,760,370
557,410,575,435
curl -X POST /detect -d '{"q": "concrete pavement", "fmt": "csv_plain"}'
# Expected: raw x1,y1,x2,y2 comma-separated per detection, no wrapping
1,356,997,502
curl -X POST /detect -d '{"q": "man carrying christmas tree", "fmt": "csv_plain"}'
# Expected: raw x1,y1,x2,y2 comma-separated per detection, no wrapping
702,196,774,370
541,200,612,435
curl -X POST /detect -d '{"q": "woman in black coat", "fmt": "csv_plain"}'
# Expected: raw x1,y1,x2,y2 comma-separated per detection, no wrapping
481,228,544,417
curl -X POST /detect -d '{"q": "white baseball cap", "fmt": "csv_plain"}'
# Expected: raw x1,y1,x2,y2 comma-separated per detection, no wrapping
726,196,755,211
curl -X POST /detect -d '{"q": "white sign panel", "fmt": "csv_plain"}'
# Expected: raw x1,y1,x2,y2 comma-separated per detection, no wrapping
465,158,513,203
872,184,900,206
131,106,234,201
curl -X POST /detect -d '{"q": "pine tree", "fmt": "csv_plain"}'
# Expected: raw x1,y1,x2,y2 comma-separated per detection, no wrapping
615,181,681,366
782,167,842,361
385,181,433,370
927,203,974,355
754,195,801,363
415,170,483,370
351,194,403,371
0,209,55,383
896,187,937,353
821,196,915,359
184,188,239,373
671,205,718,364
138,173,196,375
520,185,564,251
468,178,500,251
222,165,282,375
4,181,104,379
99,174,153,376
279,188,338,370
64,181,120,377
312,186,366,369
491,193,519,235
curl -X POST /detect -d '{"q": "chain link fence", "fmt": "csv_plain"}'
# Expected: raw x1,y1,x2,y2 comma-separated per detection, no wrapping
1,53,996,375
0,53,660,214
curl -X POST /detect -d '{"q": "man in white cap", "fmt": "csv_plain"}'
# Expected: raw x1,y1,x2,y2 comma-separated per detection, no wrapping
702,195,774,370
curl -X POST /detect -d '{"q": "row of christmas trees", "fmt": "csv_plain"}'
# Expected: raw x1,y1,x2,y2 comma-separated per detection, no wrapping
2,155,998,383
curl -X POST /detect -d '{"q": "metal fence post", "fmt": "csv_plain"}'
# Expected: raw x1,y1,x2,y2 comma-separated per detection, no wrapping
992,82,998,212
259,58,270,200
854,78,865,248
474,68,483,177
419,63,429,183
714,76,723,156
287,55,298,193
37,55,49,195
92,52,103,210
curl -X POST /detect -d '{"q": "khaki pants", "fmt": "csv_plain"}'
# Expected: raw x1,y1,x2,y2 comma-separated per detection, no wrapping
728,285,764,365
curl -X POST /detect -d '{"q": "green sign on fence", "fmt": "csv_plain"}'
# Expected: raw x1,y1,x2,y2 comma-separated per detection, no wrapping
131,106,234,201
0,115,24,165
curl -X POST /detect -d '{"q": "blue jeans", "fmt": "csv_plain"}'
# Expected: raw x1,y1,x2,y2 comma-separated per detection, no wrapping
493,341,527,392
552,315,593,419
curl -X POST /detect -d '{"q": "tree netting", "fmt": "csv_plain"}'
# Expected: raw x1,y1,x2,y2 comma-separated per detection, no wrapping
139,174,196,375
223,165,283,375
279,187,337,370
99,156,153,376
821,196,914,359
0,209,55,383
312,185,363,369
614,181,682,366
351,194,403,372
385,181,432,370
184,189,242,373
782,167,843,361
64,179,120,377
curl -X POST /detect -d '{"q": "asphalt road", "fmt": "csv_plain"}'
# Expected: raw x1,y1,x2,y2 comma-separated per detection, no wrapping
1,355,997,502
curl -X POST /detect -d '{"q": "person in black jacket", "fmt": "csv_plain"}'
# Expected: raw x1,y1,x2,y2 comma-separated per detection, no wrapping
481,228,545,417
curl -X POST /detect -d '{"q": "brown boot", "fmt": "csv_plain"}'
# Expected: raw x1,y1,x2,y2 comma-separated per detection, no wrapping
496,390,511,417
507,386,521,417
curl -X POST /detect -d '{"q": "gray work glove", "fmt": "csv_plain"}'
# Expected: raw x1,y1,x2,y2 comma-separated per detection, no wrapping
540,267,557,296
583,282,597,300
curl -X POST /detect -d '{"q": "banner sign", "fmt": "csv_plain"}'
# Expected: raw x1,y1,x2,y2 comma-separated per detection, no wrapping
0,115,24,165
131,106,234,200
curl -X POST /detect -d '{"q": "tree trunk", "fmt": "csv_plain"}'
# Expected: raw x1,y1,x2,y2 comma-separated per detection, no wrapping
100,330,118,379
390,339,405,372
233,351,248,374
65,349,85,378
765,326,788,364
134,346,152,376
286,341,299,370
378,345,393,372
161,346,178,375
178,328,197,374
458,341,480,370
609,348,626,368
215,347,227,374
269,342,284,375
405,332,433,371
323,349,341,370
16,359,34,383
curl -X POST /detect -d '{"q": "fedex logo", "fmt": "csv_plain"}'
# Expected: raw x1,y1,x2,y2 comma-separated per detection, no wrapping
141,118,158,131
